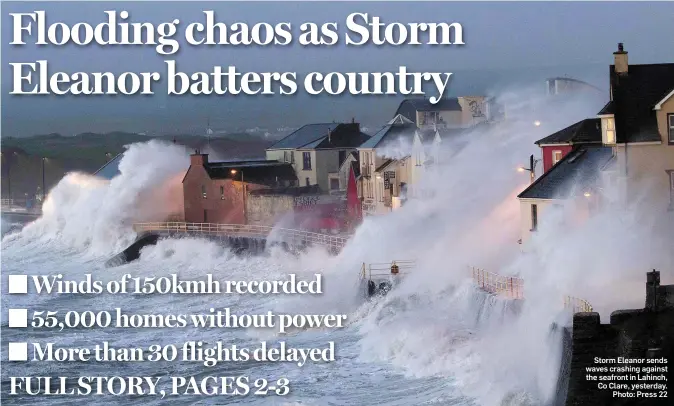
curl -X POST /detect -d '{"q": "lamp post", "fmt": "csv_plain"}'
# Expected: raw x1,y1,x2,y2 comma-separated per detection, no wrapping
518,154,541,183
231,169,246,224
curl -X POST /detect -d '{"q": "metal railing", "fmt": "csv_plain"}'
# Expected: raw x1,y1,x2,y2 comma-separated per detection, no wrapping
563,295,594,313
470,266,524,300
132,222,349,250
360,260,416,280
469,265,593,314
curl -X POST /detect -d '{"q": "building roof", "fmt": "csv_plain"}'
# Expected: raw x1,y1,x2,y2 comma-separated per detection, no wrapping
394,97,462,122
360,116,417,149
93,153,123,179
606,63,674,143
338,151,360,178
598,100,615,115
518,146,614,200
204,160,297,183
546,77,603,92
535,118,602,146
267,122,370,150
248,185,320,196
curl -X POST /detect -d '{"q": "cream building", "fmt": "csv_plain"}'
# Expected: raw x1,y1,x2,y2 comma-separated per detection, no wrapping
518,43,674,243
265,121,370,192
394,96,493,129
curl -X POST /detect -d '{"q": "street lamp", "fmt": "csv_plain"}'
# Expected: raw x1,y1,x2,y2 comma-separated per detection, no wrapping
518,154,541,183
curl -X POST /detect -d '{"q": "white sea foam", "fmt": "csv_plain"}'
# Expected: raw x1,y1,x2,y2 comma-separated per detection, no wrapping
3,87,671,406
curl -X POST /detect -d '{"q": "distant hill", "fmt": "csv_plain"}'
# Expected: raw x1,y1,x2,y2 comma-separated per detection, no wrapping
1,132,272,200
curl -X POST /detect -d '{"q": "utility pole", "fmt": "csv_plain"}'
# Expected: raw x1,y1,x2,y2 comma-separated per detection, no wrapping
41,157,46,201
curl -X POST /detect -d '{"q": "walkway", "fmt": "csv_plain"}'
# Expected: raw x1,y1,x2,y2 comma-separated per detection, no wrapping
469,266,593,313
132,222,349,252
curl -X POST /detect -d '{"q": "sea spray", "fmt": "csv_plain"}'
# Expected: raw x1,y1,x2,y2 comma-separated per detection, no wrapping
13,140,189,256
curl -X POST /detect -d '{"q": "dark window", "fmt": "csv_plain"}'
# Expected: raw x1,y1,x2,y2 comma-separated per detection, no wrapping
338,150,346,166
201,185,207,199
531,204,538,231
305,177,310,187
220,186,224,200
303,152,311,170
203,209,208,222
330,178,340,190
668,114,674,144
291,151,295,164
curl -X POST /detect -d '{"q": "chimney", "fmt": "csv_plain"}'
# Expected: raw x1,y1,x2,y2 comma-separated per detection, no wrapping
190,151,208,166
614,43,628,75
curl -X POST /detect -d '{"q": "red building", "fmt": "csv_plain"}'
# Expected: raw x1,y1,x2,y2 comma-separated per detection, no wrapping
183,152,297,224
535,118,602,173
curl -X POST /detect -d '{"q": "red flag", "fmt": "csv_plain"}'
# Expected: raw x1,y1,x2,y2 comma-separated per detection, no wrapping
346,165,362,223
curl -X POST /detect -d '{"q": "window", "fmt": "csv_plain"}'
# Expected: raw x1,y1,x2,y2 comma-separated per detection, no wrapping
204,210,208,222
330,178,340,190
668,114,674,144
220,186,224,200
303,152,311,170
531,204,538,231
305,177,310,187
603,117,616,144
291,151,295,164
552,150,563,166
201,185,207,199
283,151,290,162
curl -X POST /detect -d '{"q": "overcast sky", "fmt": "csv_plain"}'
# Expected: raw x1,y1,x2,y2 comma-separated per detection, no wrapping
3,1,674,136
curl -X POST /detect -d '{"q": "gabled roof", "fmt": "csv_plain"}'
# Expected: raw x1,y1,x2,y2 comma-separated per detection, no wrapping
518,146,614,200
606,63,674,143
359,118,417,149
654,88,674,110
394,98,462,122
93,153,123,179
248,185,320,196
598,100,615,115
375,159,395,173
268,123,370,150
535,118,602,146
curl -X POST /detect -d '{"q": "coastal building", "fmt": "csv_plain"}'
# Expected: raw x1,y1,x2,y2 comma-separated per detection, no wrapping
336,152,360,193
534,118,603,173
357,115,416,215
598,43,674,210
517,43,674,243
265,121,370,192
394,96,493,129
182,152,296,224
544,77,603,96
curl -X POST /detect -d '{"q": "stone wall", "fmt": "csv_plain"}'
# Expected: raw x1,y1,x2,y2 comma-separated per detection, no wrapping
564,270,673,406
246,194,294,226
